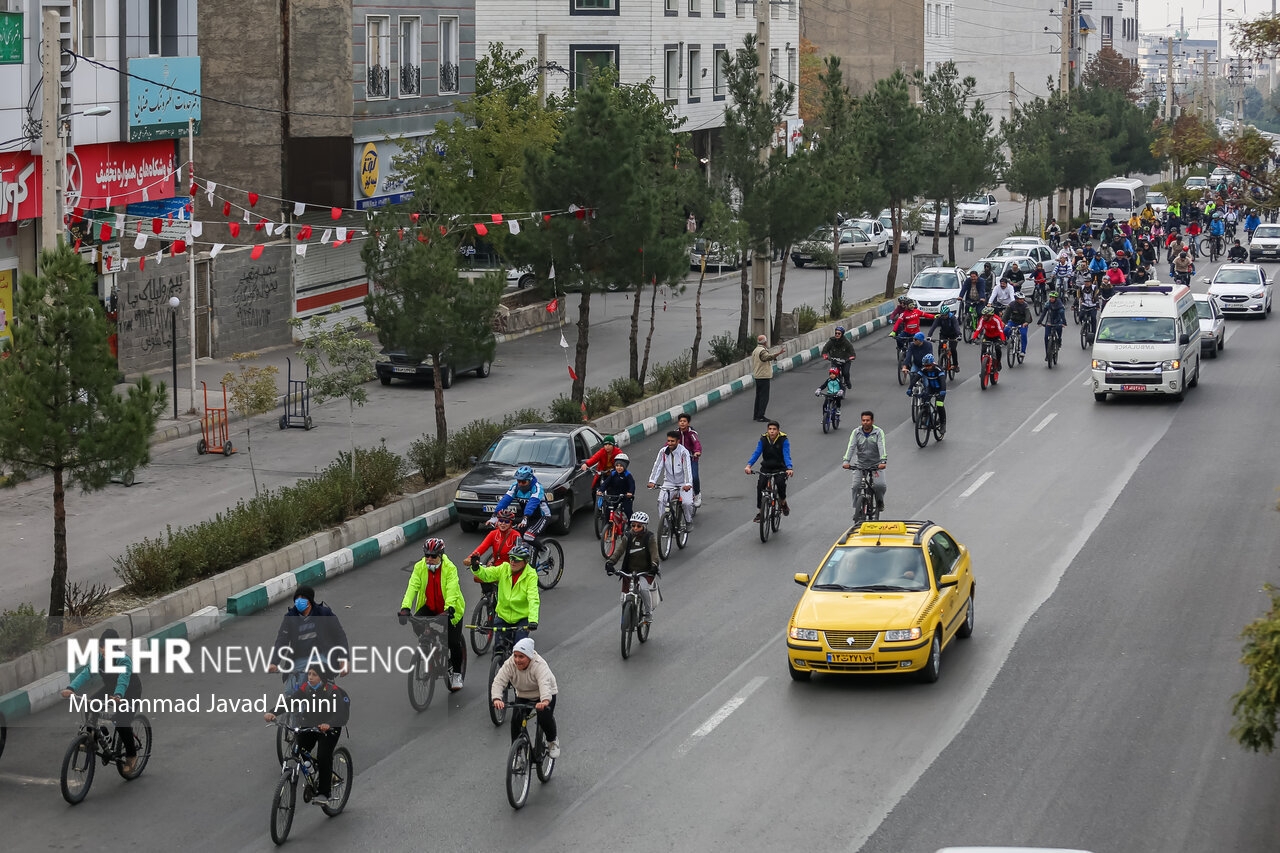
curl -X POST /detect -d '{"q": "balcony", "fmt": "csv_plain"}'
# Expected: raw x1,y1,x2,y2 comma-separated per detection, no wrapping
367,64,390,98
401,64,421,96
439,62,459,94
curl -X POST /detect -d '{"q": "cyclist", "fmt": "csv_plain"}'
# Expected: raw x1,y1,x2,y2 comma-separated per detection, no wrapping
1046,218,1061,248
494,465,552,543
1002,291,1033,356
1140,202,1156,226
1105,261,1127,287
1209,213,1226,257
1029,263,1048,300
977,262,997,298
890,299,936,338
915,354,947,427
491,637,560,759
988,276,1017,310
648,430,696,530
1185,218,1202,257
469,541,540,642
1001,261,1026,293
398,537,466,691
842,411,887,515
1172,250,1194,285
1088,252,1107,284
1113,249,1131,277
263,663,351,808
926,305,963,373
62,628,142,774
961,271,987,331
1130,263,1151,285
269,585,350,682
468,506,520,610
595,453,636,523
971,306,1007,377
1228,238,1248,262
1036,291,1068,362
579,435,622,508
1079,282,1100,341
901,332,934,397
814,366,846,414
821,325,856,390
888,295,911,328
676,413,704,507
745,420,793,523
604,511,661,622
1052,252,1073,297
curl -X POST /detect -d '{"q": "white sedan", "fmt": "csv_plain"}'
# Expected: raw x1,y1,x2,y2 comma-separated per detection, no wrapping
1193,293,1226,357
957,193,1000,224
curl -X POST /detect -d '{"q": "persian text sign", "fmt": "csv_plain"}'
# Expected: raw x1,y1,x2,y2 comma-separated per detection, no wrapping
0,12,22,65
0,152,41,221
67,140,178,209
128,57,202,142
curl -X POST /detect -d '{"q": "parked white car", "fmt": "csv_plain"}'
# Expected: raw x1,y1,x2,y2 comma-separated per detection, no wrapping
990,242,1055,266
917,202,959,236
877,209,918,252
841,217,891,257
956,193,1000,224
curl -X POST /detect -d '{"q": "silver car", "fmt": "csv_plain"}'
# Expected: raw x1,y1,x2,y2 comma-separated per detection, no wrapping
791,227,878,268
1193,293,1226,357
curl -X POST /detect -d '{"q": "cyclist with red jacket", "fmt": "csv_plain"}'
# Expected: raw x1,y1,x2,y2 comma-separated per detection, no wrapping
890,300,937,337
468,507,522,598
580,435,622,507
971,306,1007,376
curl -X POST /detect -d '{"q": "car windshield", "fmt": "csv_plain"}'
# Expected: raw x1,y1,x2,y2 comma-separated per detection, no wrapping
1195,301,1214,319
1186,177,1207,186
1147,193,1167,205
986,246,1022,257
911,272,959,290
879,217,893,230
961,196,988,205
1095,316,1178,344
811,546,930,592
481,434,573,468
806,228,834,244
1214,270,1262,285
1092,188,1134,208
849,219,875,231
1254,225,1280,239
970,260,1006,277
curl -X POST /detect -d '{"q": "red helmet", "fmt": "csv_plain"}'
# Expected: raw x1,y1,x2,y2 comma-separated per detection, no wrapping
423,537,445,557
829,367,839,375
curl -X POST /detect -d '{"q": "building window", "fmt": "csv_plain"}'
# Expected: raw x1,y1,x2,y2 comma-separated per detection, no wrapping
148,0,177,56
367,16,391,99
770,48,778,84
665,0,677,14
771,0,779,18
688,46,701,102
944,5,951,36
713,46,727,100
572,0,620,15
438,16,460,94
399,17,421,97
665,47,680,103
570,45,618,89
714,0,725,16
925,4,932,36
689,0,701,16
787,47,796,86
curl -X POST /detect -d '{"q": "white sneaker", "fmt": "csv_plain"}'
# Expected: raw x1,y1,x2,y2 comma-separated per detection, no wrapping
547,740,561,759
693,493,702,508
449,672,463,690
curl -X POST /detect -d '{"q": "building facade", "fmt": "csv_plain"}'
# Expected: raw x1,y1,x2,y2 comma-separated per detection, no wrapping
800,0,923,96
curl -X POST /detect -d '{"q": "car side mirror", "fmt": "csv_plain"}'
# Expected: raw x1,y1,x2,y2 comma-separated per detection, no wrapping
467,455,478,466
793,573,810,587
938,573,959,589
1179,333,1190,345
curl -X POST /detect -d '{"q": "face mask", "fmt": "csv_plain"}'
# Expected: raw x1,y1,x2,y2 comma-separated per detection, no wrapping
306,680,321,690
294,597,309,613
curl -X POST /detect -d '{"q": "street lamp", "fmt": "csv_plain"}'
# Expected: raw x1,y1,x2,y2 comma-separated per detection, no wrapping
168,296,180,420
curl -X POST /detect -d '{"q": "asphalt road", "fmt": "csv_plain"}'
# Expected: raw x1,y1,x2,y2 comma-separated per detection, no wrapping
0,218,982,612
2,245,1276,852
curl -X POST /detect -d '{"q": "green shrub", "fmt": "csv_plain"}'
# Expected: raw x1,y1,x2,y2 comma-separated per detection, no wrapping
608,376,644,405
647,355,690,394
583,386,617,418
0,603,48,659
794,303,820,334
826,295,846,320
709,332,744,367
448,419,504,471
548,394,582,424
407,435,447,481
501,408,545,429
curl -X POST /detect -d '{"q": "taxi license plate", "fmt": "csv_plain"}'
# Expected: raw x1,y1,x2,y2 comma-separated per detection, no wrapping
482,504,497,513
1121,384,1146,391
827,652,874,664
393,366,417,374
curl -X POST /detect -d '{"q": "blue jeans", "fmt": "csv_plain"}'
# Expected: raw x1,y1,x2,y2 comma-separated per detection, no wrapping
1009,323,1028,353
691,459,700,496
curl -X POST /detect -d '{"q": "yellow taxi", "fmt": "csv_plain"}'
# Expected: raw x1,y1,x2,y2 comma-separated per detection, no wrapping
786,520,975,683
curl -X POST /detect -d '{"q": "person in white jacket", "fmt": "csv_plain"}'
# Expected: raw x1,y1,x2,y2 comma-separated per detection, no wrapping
647,430,695,530
491,637,560,757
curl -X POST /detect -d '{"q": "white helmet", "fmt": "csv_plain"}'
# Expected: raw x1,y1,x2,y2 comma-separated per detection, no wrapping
629,511,650,525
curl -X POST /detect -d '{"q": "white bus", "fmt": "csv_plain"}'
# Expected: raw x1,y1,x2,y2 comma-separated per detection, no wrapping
1088,177,1147,234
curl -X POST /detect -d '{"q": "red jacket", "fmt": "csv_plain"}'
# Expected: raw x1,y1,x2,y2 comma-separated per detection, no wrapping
583,445,621,475
892,309,937,336
468,528,521,577
1105,267,1126,285
971,315,1006,341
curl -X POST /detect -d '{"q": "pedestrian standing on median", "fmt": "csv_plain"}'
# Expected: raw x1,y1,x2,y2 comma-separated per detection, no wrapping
751,335,785,422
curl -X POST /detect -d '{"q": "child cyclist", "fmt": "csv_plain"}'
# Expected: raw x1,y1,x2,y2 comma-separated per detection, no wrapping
814,366,846,416
579,435,622,509
594,453,637,524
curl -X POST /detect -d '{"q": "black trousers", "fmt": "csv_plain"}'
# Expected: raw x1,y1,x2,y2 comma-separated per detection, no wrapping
753,378,770,419
297,728,341,796
413,604,465,673
510,694,558,743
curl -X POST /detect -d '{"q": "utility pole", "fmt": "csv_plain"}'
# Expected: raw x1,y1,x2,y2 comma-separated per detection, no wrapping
187,116,197,414
537,33,547,107
1202,50,1211,123
39,8,61,254
1008,71,1015,121
750,0,771,340
1056,0,1071,228
1165,36,1174,122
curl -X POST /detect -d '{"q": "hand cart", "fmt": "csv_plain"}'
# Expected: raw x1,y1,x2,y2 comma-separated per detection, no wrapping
278,357,313,430
197,381,235,456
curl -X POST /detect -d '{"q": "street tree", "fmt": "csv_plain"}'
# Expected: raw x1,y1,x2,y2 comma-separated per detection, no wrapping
221,353,279,496
0,243,165,635
689,203,745,375
797,37,823,123
1231,583,1280,753
1002,97,1060,228
1079,46,1144,100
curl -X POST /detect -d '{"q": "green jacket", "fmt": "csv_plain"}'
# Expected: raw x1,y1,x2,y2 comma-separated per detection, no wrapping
401,556,466,625
472,561,541,625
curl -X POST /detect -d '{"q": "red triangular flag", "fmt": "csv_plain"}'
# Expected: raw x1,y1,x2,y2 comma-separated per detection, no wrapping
173,239,186,255
492,213,503,223
546,299,558,312
99,223,112,241
410,213,420,223
251,245,264,259
330,207,342,220
189,183,197,197
567,365,578,381
417,232,428,243
397,228,404,240
439,226,447,236
475,223,489,236
254,218,266,231
71,206,84,224
222,201,231,217
575,209,586,219
74,238,81,252
139,255,145,270
229,222,240,237
298,224,312,240
248,192,259,207
152,218,163,234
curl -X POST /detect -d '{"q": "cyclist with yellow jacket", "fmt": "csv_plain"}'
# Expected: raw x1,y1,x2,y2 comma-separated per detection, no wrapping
469,542,541,642
399,537,467,690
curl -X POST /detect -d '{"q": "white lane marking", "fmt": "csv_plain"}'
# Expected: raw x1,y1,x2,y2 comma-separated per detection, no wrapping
675,676,768,757
958,471,994,498
0,772,59,786
1032,412,1057,433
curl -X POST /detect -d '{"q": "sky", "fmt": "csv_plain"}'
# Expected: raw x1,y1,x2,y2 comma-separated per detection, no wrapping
1149,0,1276,41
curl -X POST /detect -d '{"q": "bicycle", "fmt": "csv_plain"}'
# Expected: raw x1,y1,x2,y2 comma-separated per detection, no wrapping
1199,234,1222,261
821,392,842,433
978,339,1001,390
914,392,946,448
607,565,660,659
273,671,308,763
523,532,564,590
1004,325,1025,367
1079,308,1097,350
748,468,784,543
598,494,629,560
472,624,525,727
503,700,556,809
60,707,153,805
894,335,910,385
468,580,498,655
268,721,352,844
656,484,690,559
935,337,958,380
404,612,467,713
1042,323,1063,368
850,468,881,523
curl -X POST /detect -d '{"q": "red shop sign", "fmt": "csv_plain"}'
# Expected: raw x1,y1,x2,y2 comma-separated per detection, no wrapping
66,140,177,209
0,151,42,222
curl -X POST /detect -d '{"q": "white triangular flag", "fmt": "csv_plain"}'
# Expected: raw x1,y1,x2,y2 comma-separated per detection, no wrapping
549,263,556,279
569,204,580,213
243,209,250,223
121,257,128,270
155,251,163,265
559,333,569,349
115,214,124,230
321,228,332,244
293,202,305,216
296,243,308,257
191,220,203,237
177,164,183,184
508,220,521,235
134,232,147,250
336,227,348,242
210,243,224,257
105,196,112,208
141,187,149,202
90,248,98,263
205,181,216,205
277,222,290,236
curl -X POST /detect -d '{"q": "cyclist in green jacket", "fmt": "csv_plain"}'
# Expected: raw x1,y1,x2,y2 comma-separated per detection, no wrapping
398,537,467,690
469,542,541,642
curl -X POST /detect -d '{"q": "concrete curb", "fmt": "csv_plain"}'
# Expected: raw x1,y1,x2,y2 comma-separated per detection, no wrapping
0,300,893,722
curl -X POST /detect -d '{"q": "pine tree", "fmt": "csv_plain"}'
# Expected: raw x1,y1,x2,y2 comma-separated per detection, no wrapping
0,243,165,635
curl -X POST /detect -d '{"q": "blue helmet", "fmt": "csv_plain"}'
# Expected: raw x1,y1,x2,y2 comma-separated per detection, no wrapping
922,354,935,365
913,332,926,342
515,465,534,481
835,326,845,334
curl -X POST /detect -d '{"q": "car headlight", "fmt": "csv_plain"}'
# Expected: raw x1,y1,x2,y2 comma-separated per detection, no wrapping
1252,289,1266,299
788,627,819,642
884,627,922,642
1160,359,1181,370
1091,359,1108,370
455,490,479,501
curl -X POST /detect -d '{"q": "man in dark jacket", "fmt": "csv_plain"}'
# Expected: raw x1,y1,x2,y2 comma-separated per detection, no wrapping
605,511,662,620
820,326,856,389
268,585,351,683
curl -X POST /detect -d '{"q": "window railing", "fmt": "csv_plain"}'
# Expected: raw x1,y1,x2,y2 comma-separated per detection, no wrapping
400,64,421,95
368,64,390,98
440,61,459,94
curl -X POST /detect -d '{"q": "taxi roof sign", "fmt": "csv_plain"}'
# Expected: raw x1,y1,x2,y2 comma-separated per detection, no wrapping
857,522,907,535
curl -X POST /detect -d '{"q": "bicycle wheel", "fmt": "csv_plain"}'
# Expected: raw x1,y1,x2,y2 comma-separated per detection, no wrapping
469,596,494,656
896,349,906,385
1199,237,1212,256
621,599,636,659
60,732,96,805
822,402,830,434
980,355,990,389
910,389,922,425
535,539,564,590
321,747,353,816
1006,338,1018,368
759,495,772,543
1080,323,1090,350
658,512,673,559
933,407,947,441
1050,338,1059,368
506,737,532,809
600,519,620,559
407,644,435,712
832,409,840,430
116,714,152,779
270,774,297,845
276,713,295,763
593,504,606,540
535,728,556,783
915,406,932,447
488,653,508,727
674,504,690,550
